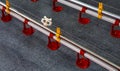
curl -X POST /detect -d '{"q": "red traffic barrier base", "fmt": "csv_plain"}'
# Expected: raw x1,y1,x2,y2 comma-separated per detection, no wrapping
78,7,90,24
111,19,120,38
22,19,34,36
76,50,90,69
47,33,60,51
52,0,63,12
31,0,38,2
1,7,12,22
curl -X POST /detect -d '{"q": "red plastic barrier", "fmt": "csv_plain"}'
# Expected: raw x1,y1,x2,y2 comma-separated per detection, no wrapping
76,49,90,69
31,0,38,2
52,0,63,12
47,32,60,51
78,7,90,24
1,6,12,22
22,19,34,36
111,19,120,38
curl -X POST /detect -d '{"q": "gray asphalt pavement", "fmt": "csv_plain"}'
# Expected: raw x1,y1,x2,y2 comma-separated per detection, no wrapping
0,0,120,71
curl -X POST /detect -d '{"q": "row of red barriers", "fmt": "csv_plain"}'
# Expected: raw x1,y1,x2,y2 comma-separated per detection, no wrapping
1,6,34,36
52,0,120,38
2,0,119,38
0,5,90,69
0,0,119,70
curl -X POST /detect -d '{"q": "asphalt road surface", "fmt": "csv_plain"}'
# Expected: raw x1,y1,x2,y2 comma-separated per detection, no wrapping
0,0,120,71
